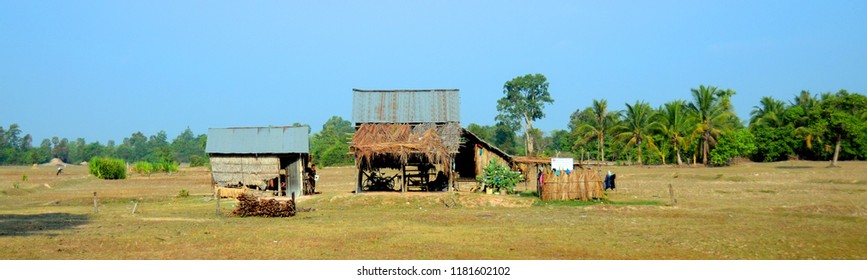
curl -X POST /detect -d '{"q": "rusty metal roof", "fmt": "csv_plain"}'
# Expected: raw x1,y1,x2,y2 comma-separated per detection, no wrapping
205,126,309,154
352,88,460,124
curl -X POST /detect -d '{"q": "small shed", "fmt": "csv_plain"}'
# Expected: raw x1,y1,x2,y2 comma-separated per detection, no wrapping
351,89,461,193
206,126,310,198
453,129,513,189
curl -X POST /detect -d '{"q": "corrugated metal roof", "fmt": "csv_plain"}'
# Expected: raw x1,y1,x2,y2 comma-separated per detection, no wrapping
205,126,309,154
352,88,460,123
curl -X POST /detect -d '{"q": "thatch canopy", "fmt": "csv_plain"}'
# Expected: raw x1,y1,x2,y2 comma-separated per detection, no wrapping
351,123,462,171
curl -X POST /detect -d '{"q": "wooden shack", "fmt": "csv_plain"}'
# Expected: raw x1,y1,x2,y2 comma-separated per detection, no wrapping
206,126,310,198
351,89,461,193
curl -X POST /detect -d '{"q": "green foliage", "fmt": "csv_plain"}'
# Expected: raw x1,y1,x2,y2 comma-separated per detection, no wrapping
89,157,127,180
710,129,757,166
189,155,208,167
475,160,523,194
133,161,154,175
310,116,355,166
154,161,179,173
22,174,28,182
496,73,554,156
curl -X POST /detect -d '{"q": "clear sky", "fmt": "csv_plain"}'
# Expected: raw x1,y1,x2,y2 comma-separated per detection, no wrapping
2,0,866,144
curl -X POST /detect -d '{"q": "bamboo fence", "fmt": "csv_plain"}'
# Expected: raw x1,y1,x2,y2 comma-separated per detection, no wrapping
539,167,605,201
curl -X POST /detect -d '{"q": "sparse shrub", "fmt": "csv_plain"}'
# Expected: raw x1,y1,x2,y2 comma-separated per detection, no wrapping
133,161,154,175
89,157,127,180
22,175,28,182
177,189,189,198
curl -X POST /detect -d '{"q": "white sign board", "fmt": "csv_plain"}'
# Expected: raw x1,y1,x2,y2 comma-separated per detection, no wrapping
551,158,574,172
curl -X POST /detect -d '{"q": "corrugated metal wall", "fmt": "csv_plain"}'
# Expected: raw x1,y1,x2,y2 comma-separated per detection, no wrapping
352,89,460,123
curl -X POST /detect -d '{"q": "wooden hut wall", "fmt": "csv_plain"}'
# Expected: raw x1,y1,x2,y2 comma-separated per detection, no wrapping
474,144,509,176
540,167,605,201
210,156,280,187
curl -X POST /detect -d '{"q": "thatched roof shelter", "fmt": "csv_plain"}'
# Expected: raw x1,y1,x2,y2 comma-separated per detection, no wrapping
351,122,462,172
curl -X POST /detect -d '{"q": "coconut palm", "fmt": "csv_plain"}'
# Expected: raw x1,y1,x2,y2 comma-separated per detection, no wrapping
790,91,818,150
750,96,787,128
571,99,619,162
687,85,734,166
614,100,658,165
653,100,689,166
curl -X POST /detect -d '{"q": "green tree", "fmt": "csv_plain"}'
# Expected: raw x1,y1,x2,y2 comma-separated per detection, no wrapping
750,96,787,128
653,100,690,166
570,99,619,162
687,85,736,166
614,101,658,165
710,129,757,166
311,116,354,166
809,90,867,167
496,73,554,156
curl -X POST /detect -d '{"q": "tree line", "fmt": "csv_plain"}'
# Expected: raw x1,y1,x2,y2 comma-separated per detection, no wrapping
472,74,867,167
4,75,864,168
0,126,208,166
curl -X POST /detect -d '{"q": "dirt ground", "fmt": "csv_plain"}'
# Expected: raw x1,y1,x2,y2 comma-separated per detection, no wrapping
1,161,865,260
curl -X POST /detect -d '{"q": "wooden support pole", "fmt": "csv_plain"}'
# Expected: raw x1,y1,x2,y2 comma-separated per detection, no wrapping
356,167,362,194
668,184,677,206
216,188,221,215
131,201,138,215
92,192,98,213
277,168,283,197
401,164,407,193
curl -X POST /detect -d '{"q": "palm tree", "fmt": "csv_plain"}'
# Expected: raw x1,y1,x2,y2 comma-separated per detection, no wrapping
790,91,818,150
687,85,733,166
654,100,689,166
750,96,787,128
614,100,658,165
572,99,619,162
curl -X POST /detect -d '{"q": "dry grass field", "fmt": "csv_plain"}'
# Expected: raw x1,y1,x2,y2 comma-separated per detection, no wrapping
1,161,865,260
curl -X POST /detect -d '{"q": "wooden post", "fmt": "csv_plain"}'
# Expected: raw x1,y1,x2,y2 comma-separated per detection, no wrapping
277,168,283,197
92,192,98,213
131,202,138,214
401,164,407,193
356,167,363,194
668,184,677,206
216,188,221,215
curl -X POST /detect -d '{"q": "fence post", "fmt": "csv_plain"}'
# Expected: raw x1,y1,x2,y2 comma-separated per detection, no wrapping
216,188,221,215
668,184,677,206
92,192,98,213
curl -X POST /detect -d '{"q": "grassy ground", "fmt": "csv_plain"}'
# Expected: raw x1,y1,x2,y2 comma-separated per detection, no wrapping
0,161,865,260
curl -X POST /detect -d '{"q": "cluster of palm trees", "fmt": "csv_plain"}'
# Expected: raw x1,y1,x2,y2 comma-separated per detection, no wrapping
570,85,742,166
568,86,866,166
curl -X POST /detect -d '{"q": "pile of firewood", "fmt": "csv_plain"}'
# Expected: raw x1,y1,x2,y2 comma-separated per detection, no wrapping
231,193,296,217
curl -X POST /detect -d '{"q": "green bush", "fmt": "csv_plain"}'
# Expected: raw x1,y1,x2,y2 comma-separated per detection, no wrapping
475,160,523,194
133,161,154,175
189,155,208,167
89,157,127,180
177,189,189,198
155,161,179,173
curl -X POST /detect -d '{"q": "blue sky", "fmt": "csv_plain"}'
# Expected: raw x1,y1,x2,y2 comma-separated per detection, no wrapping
2,1,866,144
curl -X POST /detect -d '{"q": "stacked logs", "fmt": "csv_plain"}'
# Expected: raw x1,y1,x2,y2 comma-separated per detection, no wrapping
231,193,296,217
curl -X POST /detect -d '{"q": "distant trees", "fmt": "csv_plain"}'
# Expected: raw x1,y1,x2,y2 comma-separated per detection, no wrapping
613,100,658,165
570,99,619,162
496,73,554,156
310,116,355,167
0,124,208,166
